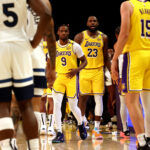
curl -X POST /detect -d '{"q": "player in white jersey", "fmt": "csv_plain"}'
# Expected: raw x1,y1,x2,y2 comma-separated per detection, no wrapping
0,0,55,150
26,5,48,135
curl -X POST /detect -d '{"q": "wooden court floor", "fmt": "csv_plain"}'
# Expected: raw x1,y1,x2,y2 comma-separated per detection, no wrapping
13,123,137,150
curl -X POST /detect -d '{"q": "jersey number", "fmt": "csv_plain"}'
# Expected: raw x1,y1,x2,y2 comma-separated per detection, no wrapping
3,3,18,27
141,19,150,38
88,48,98,57
61,57,66,66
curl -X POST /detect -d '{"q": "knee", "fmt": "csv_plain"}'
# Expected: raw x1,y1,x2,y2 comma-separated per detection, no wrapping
18,100,32,114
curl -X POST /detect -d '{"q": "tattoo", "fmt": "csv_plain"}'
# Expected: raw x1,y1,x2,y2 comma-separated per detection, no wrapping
74,33,83,44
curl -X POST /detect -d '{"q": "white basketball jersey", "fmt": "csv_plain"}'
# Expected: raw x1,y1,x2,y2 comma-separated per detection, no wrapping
26,5,43,47
0,0,28,42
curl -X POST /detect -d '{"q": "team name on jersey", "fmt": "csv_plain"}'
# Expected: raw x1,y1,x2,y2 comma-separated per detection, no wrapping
139,8,150,15
56,51,71,57
28,7,40,24
85,41,101,47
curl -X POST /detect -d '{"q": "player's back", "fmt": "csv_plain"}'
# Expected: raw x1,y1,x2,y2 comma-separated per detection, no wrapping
0,0,28,42
123,0,150,53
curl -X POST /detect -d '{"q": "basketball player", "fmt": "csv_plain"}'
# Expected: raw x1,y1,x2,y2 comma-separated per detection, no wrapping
0,0,55,150
111,0,150,149
114,26,130,138
52,24,87,143
40,40,55,136
26,5,47,135
74,16,109,139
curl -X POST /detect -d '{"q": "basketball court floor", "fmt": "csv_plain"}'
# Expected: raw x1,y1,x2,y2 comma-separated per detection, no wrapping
14,123,137,150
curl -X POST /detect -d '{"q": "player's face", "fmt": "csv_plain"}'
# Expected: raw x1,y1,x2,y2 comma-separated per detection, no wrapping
57,26,69,40
87,16,99,32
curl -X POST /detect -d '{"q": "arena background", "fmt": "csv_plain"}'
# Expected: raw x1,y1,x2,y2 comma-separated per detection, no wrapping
50,0,135,129
50,0,125,48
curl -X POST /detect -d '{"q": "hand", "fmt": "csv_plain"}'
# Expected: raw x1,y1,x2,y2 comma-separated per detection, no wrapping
66,69,78,79
111,59,119,85
47,69,56,88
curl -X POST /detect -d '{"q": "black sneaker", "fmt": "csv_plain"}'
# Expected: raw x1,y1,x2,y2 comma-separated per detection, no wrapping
52,132,65,143
78,123,87,140
124,130,130,136
137,144,150,150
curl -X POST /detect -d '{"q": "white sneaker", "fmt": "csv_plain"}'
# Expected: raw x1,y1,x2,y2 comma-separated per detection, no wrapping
47,127,55,136
40,125,47,135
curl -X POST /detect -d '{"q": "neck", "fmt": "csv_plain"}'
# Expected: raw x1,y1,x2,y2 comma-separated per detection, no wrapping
59,39,69,45
87,30,98,37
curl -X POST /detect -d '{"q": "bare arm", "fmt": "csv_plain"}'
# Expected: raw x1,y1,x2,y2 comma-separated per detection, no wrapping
102,34,110,71
45,19,56,70
78,55,87,72
28,0,53,48
111,1,132,83
112,1,132,61
74,32,83,45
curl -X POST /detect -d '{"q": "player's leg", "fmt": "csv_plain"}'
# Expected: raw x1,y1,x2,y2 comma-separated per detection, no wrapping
40,94,47,135
141,65,150,144
13,42,39,150
68,97,87,140
47,89,55,136
52,91,64,143
0,43,17,150
67,75,87,140
119,94,130,137
140,92,150,143
92,67,104,139
79,69,91,123
31,46,47,135
122,52,147,149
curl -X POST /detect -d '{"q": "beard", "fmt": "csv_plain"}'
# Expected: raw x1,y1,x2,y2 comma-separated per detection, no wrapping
87,26,98,32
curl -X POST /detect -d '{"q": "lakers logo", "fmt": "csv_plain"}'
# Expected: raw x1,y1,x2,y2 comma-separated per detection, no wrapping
66,46,71,50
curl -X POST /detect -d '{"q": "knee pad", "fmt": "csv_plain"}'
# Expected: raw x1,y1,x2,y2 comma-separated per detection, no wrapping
94,95,103,116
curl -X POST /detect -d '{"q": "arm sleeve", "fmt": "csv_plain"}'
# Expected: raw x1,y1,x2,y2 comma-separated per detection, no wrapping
73,42,84,58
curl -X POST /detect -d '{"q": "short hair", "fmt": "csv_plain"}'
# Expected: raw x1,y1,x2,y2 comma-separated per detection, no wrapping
58,24,69,30
115,26,120,34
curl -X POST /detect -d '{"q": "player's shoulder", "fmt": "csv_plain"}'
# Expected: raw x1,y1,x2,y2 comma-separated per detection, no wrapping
69,39,81,47
74,32,84,44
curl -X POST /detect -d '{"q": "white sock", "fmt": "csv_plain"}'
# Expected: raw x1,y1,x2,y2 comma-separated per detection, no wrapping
34,111,41,130
137,133,146,147
52,91,63,133
27,138,39,150
48,114,54,128
82,116,85,122
119,95,128,132
41,113,46,127
0,138,17,150
94,121,100,129
68,97,82,126
82,115,87,123
140,91,150,137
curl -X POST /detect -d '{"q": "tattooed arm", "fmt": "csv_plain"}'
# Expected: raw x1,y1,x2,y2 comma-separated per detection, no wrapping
74,32,83,45
102,33,110,71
